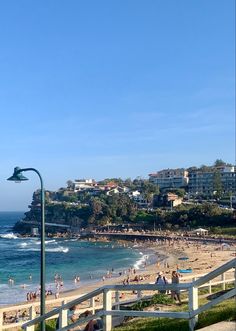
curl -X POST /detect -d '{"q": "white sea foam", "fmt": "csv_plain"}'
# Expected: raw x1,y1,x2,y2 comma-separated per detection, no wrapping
134,259,143,269
46,246,69,253
0,233,18,239
134,254,149,270
45,240,56,244
34,239,57,245
19,246,69,253
19,242,28,247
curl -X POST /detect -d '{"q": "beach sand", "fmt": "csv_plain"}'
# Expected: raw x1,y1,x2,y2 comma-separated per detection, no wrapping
1,237,235,327
46,237,235,308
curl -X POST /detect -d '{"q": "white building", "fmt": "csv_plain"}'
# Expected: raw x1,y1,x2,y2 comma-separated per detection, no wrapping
149,168,189,189
74,179,96,192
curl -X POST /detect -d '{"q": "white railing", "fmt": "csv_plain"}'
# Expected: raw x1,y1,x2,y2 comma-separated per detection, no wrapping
0,259,235,331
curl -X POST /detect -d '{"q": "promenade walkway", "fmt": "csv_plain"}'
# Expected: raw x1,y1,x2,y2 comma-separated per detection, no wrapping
198,321,236,331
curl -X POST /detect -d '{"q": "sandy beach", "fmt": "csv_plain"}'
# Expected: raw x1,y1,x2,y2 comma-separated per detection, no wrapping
59,237,235,299
1,236,235,326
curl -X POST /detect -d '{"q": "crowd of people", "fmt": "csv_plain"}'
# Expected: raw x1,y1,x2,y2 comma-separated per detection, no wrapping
26,289,53,302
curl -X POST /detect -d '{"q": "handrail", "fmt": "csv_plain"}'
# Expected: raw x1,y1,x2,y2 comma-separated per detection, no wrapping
193,258,236,287
104,310,190,319
59,310,105,331
21,283,191,328
105,283,192,291
192,287,236,317
22,287,104,328
0,270,233,313
2,258,235,331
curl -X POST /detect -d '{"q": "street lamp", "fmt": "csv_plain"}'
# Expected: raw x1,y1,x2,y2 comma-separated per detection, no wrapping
7,167,46,331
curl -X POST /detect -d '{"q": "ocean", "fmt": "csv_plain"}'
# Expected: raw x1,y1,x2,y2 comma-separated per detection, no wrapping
0,211,152,305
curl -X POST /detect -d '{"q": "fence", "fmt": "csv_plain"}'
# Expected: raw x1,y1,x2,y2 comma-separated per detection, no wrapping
0,258,235,331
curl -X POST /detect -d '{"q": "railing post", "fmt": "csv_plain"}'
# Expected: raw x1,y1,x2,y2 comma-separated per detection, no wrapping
221,273,226,290
137,290,142,299
25,306,36,331
0,310,3,331
90,297,95,314
235,260,236,290
115,291,120,310
103,289,112,331
208,280,212,294
58,300,68,329
188,286,198,331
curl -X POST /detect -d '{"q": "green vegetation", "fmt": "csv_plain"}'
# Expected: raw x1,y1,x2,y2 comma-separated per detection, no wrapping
14,159,235,234
33,285,235,331
113,298,236,331
130,294,173,311
213,171,223,198
210,227,236,236
15,191,235,235
35,319,56,331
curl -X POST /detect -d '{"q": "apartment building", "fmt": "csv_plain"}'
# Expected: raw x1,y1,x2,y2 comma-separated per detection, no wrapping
149,168,189,189
149,165,235,196
188,166,235,195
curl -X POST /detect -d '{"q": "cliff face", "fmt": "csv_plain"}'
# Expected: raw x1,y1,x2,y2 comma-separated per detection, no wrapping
13,204,89,235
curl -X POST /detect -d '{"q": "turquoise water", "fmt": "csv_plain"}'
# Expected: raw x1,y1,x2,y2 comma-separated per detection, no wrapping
0,212,150,305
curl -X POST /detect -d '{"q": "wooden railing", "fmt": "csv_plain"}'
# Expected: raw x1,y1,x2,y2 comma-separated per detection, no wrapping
0,259,235,331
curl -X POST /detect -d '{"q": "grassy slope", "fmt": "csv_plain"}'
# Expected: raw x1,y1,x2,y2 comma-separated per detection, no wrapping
112,298,236,331
39,286,236,330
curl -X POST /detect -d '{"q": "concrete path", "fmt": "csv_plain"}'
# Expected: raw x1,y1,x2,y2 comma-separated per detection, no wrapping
198,321,236,331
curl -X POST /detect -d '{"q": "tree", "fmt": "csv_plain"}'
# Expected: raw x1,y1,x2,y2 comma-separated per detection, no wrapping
199,165,211,172
98,216,111,226
214,159,226,167
90,198,103,217
213,171,223,198
167,188,185,198
67,180,74,190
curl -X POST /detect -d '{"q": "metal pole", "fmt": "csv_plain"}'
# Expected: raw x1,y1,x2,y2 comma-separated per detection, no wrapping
39,173,45,331
16,168,45,331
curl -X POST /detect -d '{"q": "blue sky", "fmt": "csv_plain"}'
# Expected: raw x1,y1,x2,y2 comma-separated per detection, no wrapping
0,0,235,211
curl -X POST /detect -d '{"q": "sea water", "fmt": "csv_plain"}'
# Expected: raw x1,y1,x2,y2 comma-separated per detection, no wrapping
0,212,152,305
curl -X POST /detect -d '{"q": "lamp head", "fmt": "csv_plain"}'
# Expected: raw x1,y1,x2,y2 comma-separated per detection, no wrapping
7,167,29,182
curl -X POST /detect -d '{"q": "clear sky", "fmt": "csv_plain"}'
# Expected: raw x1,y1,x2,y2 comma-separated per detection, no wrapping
0,0,235,211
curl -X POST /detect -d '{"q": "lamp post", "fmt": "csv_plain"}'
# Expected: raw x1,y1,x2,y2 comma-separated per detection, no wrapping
7,167,45,331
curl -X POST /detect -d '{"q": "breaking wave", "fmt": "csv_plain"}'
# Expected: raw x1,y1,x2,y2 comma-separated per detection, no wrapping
19,242,28,248
134,254,148,270
0,233,18,239
45,240,56,244
18,246,69,253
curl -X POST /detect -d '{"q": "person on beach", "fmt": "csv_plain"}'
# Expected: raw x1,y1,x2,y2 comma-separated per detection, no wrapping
83,311,103,331
15,310,20,323
155,272,168,294
56,305,78,330
171,271,182,304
